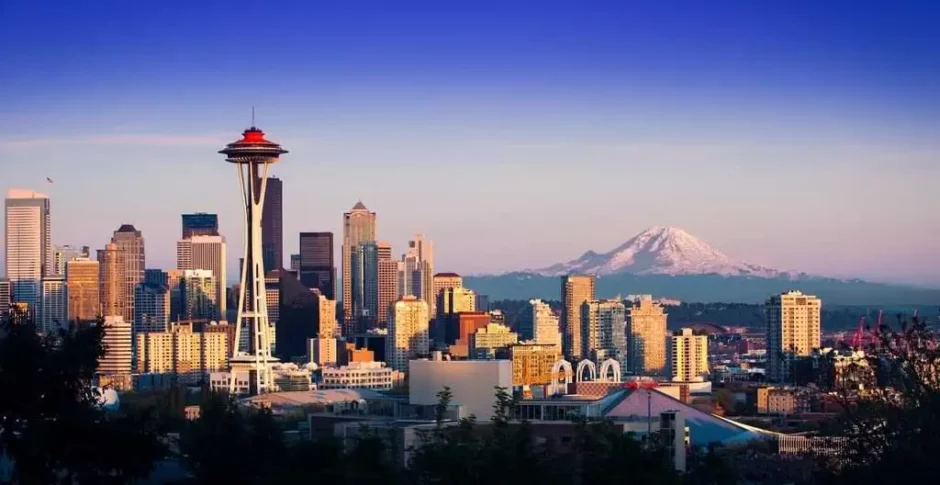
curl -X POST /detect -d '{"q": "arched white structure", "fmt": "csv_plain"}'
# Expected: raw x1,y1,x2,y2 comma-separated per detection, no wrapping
599,358,622,383
576,359,597,383
549,359,573,395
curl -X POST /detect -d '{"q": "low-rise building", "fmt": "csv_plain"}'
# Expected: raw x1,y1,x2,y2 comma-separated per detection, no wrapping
470,323,519,359
409,354,512,420
320,361,402,391
509,343,560,386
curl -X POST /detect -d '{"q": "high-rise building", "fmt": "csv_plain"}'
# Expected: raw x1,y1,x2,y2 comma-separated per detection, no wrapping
377,242,398,327
437,286,476,316
40,276,67,333
165,269,183,321
386,296,429,372
520,299,562,350
97,243,126,319
4,189,52,313
289,254,301,272
99,316,133,376
136,322,228,385
177,235,227,318
53,245,89,277
275,276,331,360
299,232,335,299
181,213,219,238
401,234,435,314
470,323,519,359
627,297,667,375
580,299,627,362
0,279,10,319
179,269,217,321
134,282,170,333
432,273,462,305
265,271,280,354
561,275,595,360
667,328,709,382
144,268,168,286
66,258,99,323
342,201,377,329
261,176,283,271
766,290,821,383
111,224,145,323
351,241,380,330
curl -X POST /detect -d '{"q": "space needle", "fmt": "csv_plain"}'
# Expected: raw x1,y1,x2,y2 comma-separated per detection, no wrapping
220,122,287,395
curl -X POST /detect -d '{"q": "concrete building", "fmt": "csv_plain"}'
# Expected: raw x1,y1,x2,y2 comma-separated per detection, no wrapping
667,328,709,382
181,212,219,238
66,258,99,323
137,322,229,385
521,299,562,350
386,296,430,372
179,269,217,320
320,361,401,390
627,297,667,375
53,244,89,277
470,323,519,359
509,343,560,386
377,241,398,326
580,299,627,362
437,286,476,316
4,189,52,312
766,291,821,383
443,311,490,358
97,243,126,319
134,282,170,333
111,224,145,323
399,235,434,315
409,356,512,420
99,316,133,376
307,337,339,366
561,275,595,360
176,235,226,319
299,231,335,299
0,279,10,319
342,201,376,330
40,276,67,333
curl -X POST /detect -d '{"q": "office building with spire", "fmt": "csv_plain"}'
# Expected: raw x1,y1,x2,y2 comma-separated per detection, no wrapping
342,201,376,330
4,189,52,313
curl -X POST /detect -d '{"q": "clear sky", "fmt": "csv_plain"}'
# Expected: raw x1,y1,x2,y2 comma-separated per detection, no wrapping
1,0,938,285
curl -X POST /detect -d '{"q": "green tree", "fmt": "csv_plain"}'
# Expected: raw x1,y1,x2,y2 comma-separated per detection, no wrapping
0,310,163,484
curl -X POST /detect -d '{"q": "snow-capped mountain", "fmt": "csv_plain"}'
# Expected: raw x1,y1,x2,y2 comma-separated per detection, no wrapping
532,226,781,277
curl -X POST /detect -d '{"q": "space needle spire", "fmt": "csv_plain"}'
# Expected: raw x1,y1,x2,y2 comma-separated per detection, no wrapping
219,123,287,395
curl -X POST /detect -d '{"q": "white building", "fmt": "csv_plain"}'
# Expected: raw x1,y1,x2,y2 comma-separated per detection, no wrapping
522,299,562,350
99,316,133,376
668,328,709,382
386,296,429,372
320,361,402,390
766,291,821,382
177,235,227,318
4,189,52,313
409,356,512,420
39,276,67,333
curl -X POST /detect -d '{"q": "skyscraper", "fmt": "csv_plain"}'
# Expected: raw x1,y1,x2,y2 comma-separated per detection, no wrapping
386,296,430,371
766,290,821,383
351,241,379,330
432,273,462,308
342,201,376,329
561,275,596,360
66,258,99,323
520,299,562,350
276,276,326,360
437,286,476,316
667,328,709,382
134,282,170,333
4,189,52,313
177,235,227,318
627,297,667,375
377,242,398,327
99,316,133,376
299,232,335,299
179,269,218,321
261,176,283,271
0,279,11,319
40,276,67,333
581,299,627,362
402,234,435,315
111,224,145,323
289,254,300,272
181,213,219,238
97,243,126,319
53,245,89,276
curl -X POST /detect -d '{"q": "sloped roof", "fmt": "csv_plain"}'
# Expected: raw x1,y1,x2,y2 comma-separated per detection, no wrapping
351,200,368,211
598,388,776,446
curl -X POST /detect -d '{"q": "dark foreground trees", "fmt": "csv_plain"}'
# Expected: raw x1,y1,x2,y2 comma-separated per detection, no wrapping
0,310,163,484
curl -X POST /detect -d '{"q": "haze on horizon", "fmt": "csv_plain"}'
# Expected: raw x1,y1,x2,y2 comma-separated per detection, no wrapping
1,1,938,287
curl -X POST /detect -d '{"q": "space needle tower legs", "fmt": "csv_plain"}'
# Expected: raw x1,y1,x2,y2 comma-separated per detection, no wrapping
219,125,287,395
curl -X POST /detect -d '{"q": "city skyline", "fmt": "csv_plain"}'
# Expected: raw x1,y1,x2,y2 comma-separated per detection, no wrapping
1,1,939,285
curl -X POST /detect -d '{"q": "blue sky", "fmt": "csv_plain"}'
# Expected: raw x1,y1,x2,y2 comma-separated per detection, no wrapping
1,0,938,285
